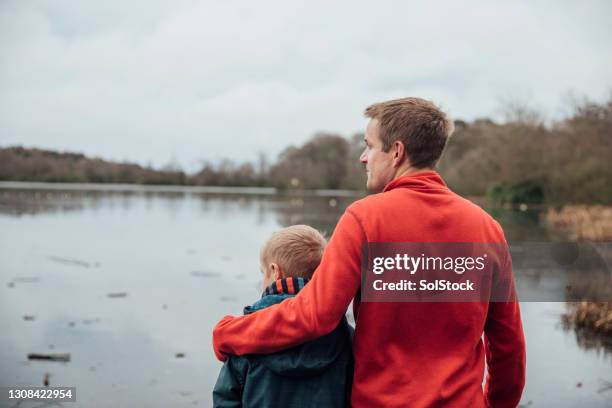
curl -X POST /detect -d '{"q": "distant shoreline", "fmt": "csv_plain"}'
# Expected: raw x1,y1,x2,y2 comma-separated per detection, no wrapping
0,181,363,197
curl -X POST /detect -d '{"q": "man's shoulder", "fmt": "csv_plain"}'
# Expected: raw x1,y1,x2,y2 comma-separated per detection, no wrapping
345,192,386,216
452,194,506,234
345,188,506,241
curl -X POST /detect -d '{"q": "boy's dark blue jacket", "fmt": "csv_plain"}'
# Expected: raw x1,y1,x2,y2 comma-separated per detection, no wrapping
213,277,353,408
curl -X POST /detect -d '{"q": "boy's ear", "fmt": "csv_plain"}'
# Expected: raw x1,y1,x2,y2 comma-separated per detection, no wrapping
269,263,284,280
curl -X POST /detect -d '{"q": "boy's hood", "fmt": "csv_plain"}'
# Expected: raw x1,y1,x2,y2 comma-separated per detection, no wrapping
244,294,350,378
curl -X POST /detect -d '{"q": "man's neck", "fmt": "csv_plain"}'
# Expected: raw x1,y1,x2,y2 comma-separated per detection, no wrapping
392,165,433,181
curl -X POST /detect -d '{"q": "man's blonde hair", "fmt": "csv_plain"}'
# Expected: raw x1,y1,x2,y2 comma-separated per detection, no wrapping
365,97,454,169
260,225,326,278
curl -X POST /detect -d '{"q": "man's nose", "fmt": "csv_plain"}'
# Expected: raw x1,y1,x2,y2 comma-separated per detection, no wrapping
359,149,367,163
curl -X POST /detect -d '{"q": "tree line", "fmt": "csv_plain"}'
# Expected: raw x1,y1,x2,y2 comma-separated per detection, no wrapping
1,95,610,204
437,95,611,204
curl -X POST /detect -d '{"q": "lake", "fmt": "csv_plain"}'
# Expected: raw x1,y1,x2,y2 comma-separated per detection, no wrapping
1,183,611,407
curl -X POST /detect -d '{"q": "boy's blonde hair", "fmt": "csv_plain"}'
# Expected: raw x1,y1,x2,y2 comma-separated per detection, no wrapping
260,225,326,278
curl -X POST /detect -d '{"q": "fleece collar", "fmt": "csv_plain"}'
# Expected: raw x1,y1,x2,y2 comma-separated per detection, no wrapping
243,277,310,315
262,277,310,297
383,170,448,193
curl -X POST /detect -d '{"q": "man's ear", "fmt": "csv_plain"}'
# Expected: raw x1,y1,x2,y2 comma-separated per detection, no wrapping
392,140,407,168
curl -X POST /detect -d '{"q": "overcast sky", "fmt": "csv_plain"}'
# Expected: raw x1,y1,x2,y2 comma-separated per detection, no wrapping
1,0,610,171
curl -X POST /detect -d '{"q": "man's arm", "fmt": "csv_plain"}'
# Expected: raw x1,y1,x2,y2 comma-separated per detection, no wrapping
213,209,365,361
483,250,526,407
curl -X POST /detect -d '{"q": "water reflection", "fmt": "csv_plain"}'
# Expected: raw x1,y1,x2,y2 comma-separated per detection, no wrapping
562,311,612,357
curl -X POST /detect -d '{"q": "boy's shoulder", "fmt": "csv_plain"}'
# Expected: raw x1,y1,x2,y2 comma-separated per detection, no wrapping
244,317,352,375
216,294,353,407
238,279,352,378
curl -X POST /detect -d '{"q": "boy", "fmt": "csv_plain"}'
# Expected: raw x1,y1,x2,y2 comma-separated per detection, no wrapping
213,225,353,408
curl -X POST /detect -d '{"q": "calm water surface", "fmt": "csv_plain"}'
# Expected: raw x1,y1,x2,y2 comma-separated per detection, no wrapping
1,185,610,407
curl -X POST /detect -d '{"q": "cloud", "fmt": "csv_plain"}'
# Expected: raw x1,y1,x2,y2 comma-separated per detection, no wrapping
1,0,611,171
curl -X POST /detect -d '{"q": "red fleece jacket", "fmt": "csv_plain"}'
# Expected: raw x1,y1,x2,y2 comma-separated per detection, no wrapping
213,171,526,408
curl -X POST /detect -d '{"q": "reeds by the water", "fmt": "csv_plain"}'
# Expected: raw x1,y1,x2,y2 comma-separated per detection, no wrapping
549,205,612,336
563,302,612,336
546,205,612,241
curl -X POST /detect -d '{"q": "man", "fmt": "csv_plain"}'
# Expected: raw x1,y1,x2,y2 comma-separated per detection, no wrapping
213,97,526,407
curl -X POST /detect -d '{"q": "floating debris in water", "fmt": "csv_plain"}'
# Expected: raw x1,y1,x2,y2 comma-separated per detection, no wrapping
220,296,238,302
234,274,246,280
48,256,92,268
68,321,75,327
162,304,168,310
13,276,40,283
23,315,35,321
28,353,71,362
7,282,15,288
598,380,612,393
82,318,100,325
221,255,232,261
576,382,583,388
191,271,221,278
175,352,185,358
186,249,197,255
107,292,128,298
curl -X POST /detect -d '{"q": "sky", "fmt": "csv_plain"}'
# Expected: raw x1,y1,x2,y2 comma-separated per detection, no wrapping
1,0,611,171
